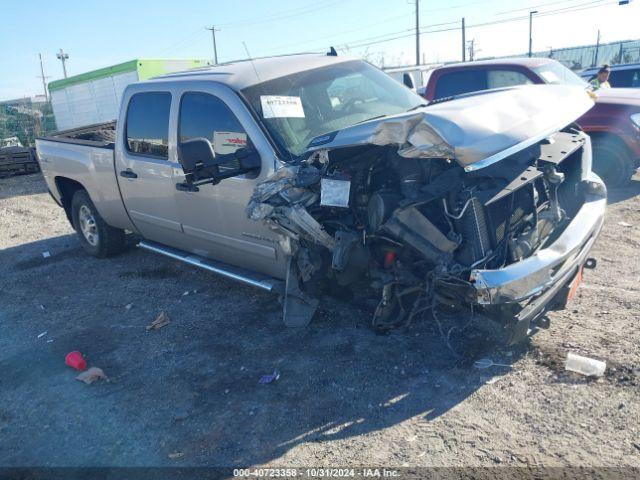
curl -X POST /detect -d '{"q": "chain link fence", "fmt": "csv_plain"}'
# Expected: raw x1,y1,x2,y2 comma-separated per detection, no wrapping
532,39,640,71
0,98,57,148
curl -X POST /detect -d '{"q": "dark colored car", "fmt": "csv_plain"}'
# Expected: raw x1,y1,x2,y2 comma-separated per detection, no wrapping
581,63,640,88
422,58,640,187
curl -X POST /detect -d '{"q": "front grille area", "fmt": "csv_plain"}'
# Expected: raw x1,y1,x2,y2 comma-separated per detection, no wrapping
452,131,586,268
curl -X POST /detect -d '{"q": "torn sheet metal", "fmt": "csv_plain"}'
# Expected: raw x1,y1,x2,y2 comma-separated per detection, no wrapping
246,164,320,221
283,204,335,250
306,85,594,170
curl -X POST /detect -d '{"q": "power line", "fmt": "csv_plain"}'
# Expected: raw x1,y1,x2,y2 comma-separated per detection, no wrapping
340,0,621,51
497,0,599,15
217,0,344,28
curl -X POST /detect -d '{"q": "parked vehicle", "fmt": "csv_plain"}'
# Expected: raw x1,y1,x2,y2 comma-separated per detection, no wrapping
36,54,606,344
421,58,640,187
580,63,640,88
0,146,39,178
49,58,212,131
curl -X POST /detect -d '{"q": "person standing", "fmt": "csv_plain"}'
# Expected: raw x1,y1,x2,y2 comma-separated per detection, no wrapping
590,64,612,90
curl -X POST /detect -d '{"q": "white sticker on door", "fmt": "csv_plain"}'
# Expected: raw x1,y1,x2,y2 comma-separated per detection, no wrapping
260,95,305,118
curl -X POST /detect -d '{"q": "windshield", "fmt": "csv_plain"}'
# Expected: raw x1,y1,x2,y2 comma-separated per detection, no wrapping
532,62,589,87
242,60,425,158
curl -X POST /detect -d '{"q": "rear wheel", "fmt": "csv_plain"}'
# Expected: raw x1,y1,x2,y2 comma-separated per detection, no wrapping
592,137,634,188
71,190,126,258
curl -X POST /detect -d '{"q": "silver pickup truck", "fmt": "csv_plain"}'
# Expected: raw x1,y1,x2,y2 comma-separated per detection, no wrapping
36,54,607,343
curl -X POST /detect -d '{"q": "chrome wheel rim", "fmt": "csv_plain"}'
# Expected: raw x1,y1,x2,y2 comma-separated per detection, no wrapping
78,205,99,246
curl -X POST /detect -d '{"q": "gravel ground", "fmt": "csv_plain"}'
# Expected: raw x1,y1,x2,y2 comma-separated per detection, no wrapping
0,173,639,469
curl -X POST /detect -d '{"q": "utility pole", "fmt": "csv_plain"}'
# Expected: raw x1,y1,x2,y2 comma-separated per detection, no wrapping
38,53,50,102
528,11,538,58
467,39,476,61
206,26,220,64
56,48,69,78
415,0,420,66
461,17,466,62
593,30,601,66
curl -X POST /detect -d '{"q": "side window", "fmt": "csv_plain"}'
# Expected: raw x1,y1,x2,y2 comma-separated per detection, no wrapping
487,70,533,88
609,69,640,88
433,70,488,99
178,92,253,172
125,92,171,159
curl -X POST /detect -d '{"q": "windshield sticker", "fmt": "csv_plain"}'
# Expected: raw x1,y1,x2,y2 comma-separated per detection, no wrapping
260,95,305,118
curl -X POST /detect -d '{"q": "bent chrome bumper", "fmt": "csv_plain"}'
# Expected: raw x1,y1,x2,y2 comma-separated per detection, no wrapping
470,172,606,305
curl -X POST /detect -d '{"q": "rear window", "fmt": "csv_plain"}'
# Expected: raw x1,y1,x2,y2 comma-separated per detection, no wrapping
487,70,533,88
434,70,487,99
125,92,172,159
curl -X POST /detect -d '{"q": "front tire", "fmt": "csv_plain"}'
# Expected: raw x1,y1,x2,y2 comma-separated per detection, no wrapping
71,190,125,258
592,138,634,188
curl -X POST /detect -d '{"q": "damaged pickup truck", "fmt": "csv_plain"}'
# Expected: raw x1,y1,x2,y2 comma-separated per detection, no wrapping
36,54,607,344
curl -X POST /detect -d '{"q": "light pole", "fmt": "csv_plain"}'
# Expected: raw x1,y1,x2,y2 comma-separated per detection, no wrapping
415,0,420,66
528,10,538,58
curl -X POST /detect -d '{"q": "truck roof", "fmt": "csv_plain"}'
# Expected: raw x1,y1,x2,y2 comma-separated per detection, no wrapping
148,53,355,90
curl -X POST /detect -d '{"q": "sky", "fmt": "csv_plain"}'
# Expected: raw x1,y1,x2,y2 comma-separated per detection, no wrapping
1,0,639,100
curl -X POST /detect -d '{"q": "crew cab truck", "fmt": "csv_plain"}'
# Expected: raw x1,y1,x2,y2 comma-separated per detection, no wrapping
422,57,640,187
36,54,606,344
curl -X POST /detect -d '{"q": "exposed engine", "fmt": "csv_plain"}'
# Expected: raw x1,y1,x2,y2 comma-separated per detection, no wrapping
246,130,586,332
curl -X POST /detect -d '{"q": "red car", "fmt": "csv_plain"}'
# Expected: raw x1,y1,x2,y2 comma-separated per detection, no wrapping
422,58,640,187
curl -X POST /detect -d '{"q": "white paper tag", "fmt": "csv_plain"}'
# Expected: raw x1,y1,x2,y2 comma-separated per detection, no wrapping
260,95,305,118
320,178,351,208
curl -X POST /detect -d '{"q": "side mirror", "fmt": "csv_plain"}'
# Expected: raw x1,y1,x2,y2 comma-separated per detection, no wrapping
177,138,261,190
178,137,216,172
403,72,416,90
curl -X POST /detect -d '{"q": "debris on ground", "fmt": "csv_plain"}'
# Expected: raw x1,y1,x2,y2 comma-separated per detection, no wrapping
617,221,633,227
258,371,280,384
146,311,170,331
41,251,50,258
125,303,133,310
565,352,606,377
75,367,109,384
168,452,184,459
65,351,87,371
473,357,512,369
37,331,47,339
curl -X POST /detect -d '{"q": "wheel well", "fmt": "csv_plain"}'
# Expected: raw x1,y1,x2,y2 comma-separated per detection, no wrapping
54,177,85,225
588,132,632,157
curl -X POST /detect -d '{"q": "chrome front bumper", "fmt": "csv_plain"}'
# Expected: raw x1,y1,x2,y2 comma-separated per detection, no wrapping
470,172,607,305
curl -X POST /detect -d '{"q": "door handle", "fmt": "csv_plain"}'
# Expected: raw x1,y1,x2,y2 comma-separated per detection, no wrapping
120,169,138,179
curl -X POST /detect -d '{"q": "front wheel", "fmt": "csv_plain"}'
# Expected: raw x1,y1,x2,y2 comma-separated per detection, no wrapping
592,138,634,188
71,190,126,258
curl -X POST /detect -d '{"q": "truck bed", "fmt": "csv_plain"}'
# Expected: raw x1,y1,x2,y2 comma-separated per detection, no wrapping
40,121,117,149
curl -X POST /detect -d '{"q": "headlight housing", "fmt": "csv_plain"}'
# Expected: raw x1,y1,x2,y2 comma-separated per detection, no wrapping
631,112,640,130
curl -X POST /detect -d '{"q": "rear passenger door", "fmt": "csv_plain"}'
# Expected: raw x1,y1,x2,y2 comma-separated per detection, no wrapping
115,90,183,246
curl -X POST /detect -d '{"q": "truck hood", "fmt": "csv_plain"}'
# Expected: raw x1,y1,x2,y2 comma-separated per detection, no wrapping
307,84,594,172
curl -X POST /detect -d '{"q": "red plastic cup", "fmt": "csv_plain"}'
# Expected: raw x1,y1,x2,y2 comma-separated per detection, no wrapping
65,351,87,371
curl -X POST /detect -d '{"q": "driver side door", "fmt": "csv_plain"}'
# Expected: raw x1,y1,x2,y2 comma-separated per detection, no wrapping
172,86,288,280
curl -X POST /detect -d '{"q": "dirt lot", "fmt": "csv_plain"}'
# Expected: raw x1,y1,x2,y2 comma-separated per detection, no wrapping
1,173,639,469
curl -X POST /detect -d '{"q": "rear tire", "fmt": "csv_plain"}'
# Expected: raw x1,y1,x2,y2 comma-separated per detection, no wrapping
71,190,126,258
592,138,634,188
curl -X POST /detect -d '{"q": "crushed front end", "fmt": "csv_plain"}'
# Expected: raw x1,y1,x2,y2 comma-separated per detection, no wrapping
246,86,605,343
